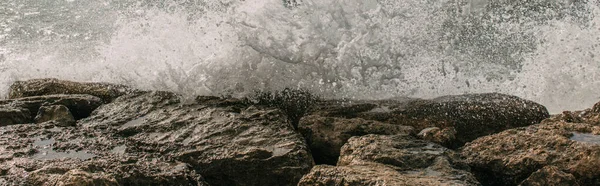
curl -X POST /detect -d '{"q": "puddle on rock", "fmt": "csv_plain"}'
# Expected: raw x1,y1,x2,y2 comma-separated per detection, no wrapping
570,132,600,145
32,137,96,160
367,106,392,113
122,117,146,128
111,145,127,155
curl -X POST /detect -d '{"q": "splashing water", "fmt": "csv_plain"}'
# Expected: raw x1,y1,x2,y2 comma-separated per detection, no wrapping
0,0,599,113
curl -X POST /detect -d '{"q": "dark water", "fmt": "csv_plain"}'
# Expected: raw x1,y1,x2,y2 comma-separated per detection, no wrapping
1,0,599,113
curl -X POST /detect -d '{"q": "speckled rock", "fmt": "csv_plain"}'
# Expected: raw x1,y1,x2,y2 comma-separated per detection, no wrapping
298,115,413,164
8,78,137,103
462,121,600,185
310,93,549,148
299,134,480,185
519,166,579,186
417,127,457,147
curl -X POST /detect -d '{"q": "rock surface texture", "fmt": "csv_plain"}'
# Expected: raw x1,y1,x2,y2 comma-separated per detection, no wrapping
307,93,549,148
0,79,314,186
462,120,600,185
0,78,572,186
299,134,480,185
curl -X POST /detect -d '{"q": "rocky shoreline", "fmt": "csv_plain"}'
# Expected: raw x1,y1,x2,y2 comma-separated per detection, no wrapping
0,78,598,185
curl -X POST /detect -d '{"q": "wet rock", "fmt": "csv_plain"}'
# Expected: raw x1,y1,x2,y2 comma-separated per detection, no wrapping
8,78,137,103
0,91,313,186
519,166,579,186
462,121,600,186
0,105,31,125
544,100,600,125
0,94,102,121
31,169,119,186
298,115,413,165
35,105,75,126
299,134,480,185
417,127,457,147
310,93,549,148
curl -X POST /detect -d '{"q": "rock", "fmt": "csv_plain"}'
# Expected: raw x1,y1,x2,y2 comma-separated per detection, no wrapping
0,91,313,186
519,166,579,186
298,115,413,165
34,105,76,126
417,127,457,147
0,94,102,122
310,93,549,148
299,134,480,185
35,169,119,186
543,100,600,125
462,121,600,185
0,105,31,125
8,78,137,103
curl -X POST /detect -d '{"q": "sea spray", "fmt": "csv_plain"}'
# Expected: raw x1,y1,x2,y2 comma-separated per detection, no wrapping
0,0,599,113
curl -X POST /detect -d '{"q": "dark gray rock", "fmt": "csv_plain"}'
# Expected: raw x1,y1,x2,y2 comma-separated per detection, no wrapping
309,93,549,148
0,94,103,125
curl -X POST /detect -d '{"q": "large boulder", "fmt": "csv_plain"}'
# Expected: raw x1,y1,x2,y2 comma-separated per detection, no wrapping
298,115,414,164
299,134,480,185
0,91,314,186
462,121,600,186
8,78,137,103
308,93,549,148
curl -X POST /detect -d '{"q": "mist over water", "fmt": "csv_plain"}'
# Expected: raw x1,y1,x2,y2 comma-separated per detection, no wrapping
0,0,599,113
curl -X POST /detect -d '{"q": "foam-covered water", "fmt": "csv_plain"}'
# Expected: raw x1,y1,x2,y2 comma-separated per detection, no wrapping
1,0,599,113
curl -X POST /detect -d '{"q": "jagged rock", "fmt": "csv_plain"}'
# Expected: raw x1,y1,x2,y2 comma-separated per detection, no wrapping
299,134,480,185
0,91,313,186
8,78,137,102
0,105,31,125
310,93,549,148
298,115,413,164
519,166,579,186
462,121,600,185
35,105,76,126
0,94,102,122
30,169,119,186
544,100,600,125
417,127,457,147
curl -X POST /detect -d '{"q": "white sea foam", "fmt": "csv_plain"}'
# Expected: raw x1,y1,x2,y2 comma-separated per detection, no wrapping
0,0,599,113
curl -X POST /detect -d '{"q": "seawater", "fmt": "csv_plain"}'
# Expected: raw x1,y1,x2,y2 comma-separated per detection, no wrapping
0,0,599,113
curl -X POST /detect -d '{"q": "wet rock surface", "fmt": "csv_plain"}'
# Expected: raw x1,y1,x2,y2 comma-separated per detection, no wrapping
0,88,313,185
298,115,414,165
0,78,575,186
462,121,600,185
299,134,480,185
8,78,137,103
309,93,549,148
34,105,76,126
0,94,102,125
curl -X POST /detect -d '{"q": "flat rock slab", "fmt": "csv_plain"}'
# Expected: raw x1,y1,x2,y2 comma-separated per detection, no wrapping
0,91,314,186
309,93,549,148
462,121,600,185
9,78,138,103
298,115,414,164
299,134,480,185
